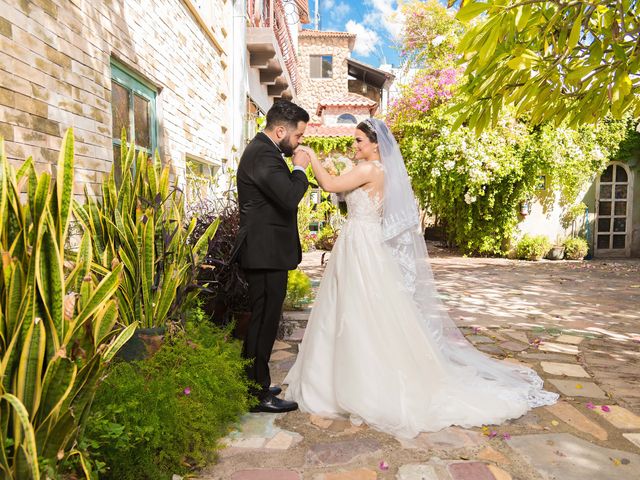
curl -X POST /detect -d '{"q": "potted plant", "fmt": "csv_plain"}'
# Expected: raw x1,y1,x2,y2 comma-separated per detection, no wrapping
547,235,566,260
564,236,589,260
515,234,552,261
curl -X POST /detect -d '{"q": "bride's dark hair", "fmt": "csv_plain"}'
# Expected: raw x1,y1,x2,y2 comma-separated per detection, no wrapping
356,119,378,143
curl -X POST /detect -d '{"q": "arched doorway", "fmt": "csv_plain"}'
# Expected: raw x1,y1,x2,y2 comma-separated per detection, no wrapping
595,162,633,257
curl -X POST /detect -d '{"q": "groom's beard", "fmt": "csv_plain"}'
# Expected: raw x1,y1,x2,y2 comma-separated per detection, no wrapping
278,135,295,157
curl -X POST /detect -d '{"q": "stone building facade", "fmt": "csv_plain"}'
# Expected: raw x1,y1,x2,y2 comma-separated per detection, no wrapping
0,0,230,197
296,30,355,122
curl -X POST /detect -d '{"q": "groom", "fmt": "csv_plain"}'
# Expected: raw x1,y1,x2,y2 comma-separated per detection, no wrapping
233,100,310,413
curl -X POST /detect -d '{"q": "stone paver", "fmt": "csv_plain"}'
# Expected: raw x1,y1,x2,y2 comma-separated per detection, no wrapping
272,340,291,351
396,464,441,480
508,433,640,480
545,402,608,441
593,405,640,429
476,446,511,465
540,361,590,378
316,469,377,480
555,334,585,345
447,462,495,480
467,335,495,344
305,439,382,467
398,427,486,451
486,465,512,480
623,433,640,450
538,342,580,355
230,470,300,480
499,341,529,352
270,350,295,361
310,414,334,429
548,379,608,398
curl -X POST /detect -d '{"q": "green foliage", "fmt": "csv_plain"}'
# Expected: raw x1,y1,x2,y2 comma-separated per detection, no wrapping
315,225,338,251
515,234,552,261
0,131,135,479
402,0,466,70
451,0,640,130
75,135,218,328
84,317,252,480
563,237,589,260
284,269,312,310
302,136,354,156
392,102,630,256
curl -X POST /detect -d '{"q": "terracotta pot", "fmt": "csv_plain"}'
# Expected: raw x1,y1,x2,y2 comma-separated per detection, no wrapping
547,246,565,260
116,326,166,362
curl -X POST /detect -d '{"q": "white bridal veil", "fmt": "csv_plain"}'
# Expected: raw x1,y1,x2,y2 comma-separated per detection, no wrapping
368,118,558,409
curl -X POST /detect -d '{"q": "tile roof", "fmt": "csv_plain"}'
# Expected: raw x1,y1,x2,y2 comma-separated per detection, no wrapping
299,29,356,39
304,124,356,138
316,93,378,115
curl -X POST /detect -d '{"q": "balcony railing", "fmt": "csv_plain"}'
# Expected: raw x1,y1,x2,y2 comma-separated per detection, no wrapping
247,0,299,94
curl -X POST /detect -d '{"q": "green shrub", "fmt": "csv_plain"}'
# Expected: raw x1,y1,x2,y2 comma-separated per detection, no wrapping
85,317,252,479
515,234,552,261
315,225,338,251
284,269,312,310
564,237,589,260
75,134,218,328
0,131,135,479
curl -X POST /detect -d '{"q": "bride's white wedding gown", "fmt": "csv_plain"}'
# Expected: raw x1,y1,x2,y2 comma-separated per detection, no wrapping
284,163,558,438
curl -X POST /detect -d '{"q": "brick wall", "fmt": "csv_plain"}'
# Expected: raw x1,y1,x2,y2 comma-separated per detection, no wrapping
0,0,229,196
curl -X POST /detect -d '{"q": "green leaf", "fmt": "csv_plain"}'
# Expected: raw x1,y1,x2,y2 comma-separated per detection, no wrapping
102,322,138,363
1,394,40,480
65,264,122,343
568,11,583,51
56,128,75,245
456,1,490,23
37,355,77,425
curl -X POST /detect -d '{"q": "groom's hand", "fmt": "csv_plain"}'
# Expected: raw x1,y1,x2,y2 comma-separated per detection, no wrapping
292,148,311,169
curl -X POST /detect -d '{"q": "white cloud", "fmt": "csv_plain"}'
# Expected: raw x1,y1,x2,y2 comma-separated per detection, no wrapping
332,2,350,21
324,0,336,8
363,0,404,42
345,20,380,57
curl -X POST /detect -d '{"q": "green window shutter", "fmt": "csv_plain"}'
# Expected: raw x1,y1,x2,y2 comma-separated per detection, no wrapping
110,60,158,157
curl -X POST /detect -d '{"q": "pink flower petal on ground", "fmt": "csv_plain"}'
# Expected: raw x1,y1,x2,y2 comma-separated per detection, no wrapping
379,461,389,471
601,405,611,412
183,387,191,395
586,402,595,410
488,430,498,438
502,433,511,440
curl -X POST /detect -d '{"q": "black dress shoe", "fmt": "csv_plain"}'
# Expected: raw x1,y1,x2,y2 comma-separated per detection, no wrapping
250,394,298,413
269,385,282,396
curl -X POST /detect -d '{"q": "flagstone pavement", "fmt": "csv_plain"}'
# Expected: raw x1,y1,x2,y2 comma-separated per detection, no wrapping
199,244,640,479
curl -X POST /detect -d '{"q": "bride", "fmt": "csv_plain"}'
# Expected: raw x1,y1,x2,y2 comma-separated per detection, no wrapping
284,118,558,439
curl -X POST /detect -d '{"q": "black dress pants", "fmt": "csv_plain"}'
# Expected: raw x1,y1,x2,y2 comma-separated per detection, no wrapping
242,269,288,400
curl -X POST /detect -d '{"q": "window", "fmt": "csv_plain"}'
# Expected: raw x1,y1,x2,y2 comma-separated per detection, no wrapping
110,60,158,167
186,156,221,204
337,113,357,124
310,55,332,78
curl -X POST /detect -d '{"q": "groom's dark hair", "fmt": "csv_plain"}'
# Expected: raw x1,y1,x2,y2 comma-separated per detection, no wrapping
265,100,310,130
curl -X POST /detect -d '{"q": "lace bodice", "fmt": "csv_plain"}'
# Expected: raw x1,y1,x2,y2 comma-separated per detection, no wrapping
344,161,383,222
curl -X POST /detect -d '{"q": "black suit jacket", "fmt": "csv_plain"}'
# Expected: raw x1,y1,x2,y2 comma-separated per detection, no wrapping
233,132,309,271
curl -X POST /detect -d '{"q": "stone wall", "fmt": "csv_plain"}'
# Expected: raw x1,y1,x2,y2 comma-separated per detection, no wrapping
321,106,371,126
297,34,352,122
0,0,229,197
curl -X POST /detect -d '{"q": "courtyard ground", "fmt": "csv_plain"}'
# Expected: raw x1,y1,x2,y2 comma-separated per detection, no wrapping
200,245,640,480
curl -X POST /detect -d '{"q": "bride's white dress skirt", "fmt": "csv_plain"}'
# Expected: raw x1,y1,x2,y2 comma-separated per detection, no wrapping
284,188,558,439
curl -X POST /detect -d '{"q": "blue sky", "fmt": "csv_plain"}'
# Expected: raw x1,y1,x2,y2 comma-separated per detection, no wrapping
314,0,405,68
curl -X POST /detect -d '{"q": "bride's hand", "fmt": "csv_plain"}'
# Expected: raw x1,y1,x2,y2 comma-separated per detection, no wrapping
295,145,318,164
